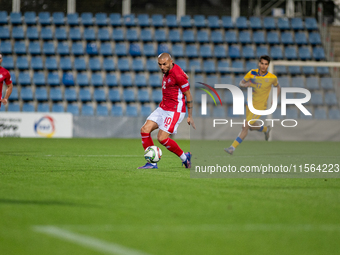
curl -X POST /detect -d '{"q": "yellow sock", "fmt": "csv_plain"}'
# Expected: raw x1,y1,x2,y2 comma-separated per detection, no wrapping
231,137,243,149
262,126,268,133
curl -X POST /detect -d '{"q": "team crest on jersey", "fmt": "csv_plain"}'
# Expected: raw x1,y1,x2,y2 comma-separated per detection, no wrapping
0,74,2,78
168,78,171,83
265,78,269,82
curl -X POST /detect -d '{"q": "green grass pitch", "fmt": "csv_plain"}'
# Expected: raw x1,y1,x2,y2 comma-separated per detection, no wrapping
1,138,340,255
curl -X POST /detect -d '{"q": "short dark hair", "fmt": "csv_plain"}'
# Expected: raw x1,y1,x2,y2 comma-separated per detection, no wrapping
259,55,270,64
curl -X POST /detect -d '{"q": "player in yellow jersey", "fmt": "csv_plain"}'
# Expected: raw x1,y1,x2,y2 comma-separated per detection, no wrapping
225,55,281,155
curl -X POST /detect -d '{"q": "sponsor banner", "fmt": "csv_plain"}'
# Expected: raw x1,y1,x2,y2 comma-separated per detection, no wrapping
0,112,73,138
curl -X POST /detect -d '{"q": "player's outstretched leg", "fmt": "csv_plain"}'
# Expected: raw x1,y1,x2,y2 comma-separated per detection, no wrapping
159,136,191,168
138,121,158,169
264,126,271,141
182,152,191,168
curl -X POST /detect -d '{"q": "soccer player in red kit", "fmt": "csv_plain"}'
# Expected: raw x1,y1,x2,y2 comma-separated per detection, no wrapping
0,54,13,109
138,53,196,169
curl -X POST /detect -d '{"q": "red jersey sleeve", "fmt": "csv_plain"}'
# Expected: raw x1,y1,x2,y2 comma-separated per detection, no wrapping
176,72,190,93
4,71,12,85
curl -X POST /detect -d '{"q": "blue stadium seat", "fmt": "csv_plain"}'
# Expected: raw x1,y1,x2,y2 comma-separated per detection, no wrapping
50,88,63,101
76,73,89,86
285,107,298,119
239,31,251,44
123,89,136,102
270,46,283,60
281,31,294,44
0,41,12,54
223,88,233,103
8,87,18,101
305,18,318,30
207,16,220,29
52,12,65,25
206,75,219,85
152,90,162,103
130,43,142,56
168,29,181,42
86,43,98,55
274,65,287,75
310,92,323,105
98,28,110,41
316,67,329,75
57,42,70,55
140,28,153,42
154,29,166,42
217,60,230,74
69,27,81,40
83,28,96,41
117,58,130,71
62,73,74,86
45,57,58,70
71,42,84,55
172,44,184,57
138,14,150,27
67,13,79,26
182,30,195,43
89,57,101,71
141,106,152,117
132,59,144,72
81,104,94,116
313,47,325,60
175,60,188,72
35,87,48,101
115,43,127,56
16,56,29,70
123,14,136,26
194,15,206,28
289,66,301,75
96,104,109,116
222,16,233,29
252,31,265,44
188,59,202,73
242,46,255,59
236,16,248,29
67,104,79,115
135,74,147,87
14,41,26,55
10,12,22,24
52,103,64,113
302,66,315,75
111,105,123,116
109,13,121,26
137,89,150,103
200,45,213,58
108,89,121,102
231,60,244,74
197,31,209,43
39,12,51,25
298,46,312,60
103,58,115,71
320,77,333,89
278,76,289,87
48,72,60,86
2,56,14,69
143,44,156,57
79,88,92,102
12,26,25,40
112,28,124,41
92,73,104,87
0,27,10,40
146,59,158,72
74,57,87,71
291,18,304,30
249,16,262,29
228,45,241,58
22,103,35,112
151,14,163,27
305,77,319,90
126,105,138,117
43,42,55,55
0,11,8,24
18,72,31,85
180,15,192,28
267,31,279,44
26,26,39,40
213,106,226,118
81,12,93,26
214,45,227,58
278,18,290,30
126,28,139,41
314,108,327,119
210,31,223,44
28,42,40,55
10,71,16,85
40,27,53,40
64,88,77,102
225,31,237,44
285,46,298,60
55,27,67,40
203,60,216,73
59,57,72,71
194,74,204,84
8,103,20,112
295,32,307,45
309,32,321,45
106,74,118,87
149,74,161,87
21,87,33,101
166,14,177,27
328,109,340,119
246,60,257,70
121,74,133,87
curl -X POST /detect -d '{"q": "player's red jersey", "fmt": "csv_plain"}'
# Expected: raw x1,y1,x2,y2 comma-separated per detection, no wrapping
0,66,12,107
159,63,190,113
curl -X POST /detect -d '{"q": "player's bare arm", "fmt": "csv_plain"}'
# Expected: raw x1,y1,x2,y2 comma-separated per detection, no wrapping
183,90,196,129
239,79,250,87
0,82,13,105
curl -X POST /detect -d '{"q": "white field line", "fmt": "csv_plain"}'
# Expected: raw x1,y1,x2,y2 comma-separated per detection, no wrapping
33,225,152,255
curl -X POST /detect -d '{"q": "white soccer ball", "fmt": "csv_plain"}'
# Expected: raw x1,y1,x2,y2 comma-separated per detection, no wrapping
144,146,162,163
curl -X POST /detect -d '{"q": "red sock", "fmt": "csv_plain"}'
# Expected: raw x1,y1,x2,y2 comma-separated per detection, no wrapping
141,133,154,150
160,138,183,157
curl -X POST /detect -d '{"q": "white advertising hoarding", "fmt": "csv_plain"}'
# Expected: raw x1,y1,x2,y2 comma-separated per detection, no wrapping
0,112,73,138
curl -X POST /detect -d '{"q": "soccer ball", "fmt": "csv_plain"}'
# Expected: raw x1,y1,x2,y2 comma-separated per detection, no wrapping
144,146,162,163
